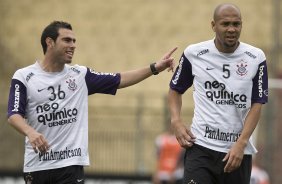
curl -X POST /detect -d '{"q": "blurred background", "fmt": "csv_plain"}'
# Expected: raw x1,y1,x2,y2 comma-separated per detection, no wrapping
0,0,281,183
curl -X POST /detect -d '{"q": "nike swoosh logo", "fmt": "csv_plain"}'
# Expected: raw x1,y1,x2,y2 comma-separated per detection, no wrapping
77,179,84,183
206,67,214,70
37,88,46,92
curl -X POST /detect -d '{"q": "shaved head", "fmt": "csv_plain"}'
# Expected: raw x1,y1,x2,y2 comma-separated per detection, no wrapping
213,3,241,22
211,3,242,53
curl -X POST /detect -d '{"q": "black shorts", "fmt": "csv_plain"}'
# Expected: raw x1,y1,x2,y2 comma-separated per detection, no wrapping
183,144,252,184
23,165,84,184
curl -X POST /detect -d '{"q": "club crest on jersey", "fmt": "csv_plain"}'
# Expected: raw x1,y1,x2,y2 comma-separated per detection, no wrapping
66,78,77,91
236,60,248,76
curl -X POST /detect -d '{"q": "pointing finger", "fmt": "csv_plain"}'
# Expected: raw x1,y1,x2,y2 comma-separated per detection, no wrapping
163,47,178,59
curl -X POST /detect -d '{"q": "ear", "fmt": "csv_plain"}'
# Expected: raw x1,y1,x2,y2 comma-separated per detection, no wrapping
46,37,55,48
211,21,216,32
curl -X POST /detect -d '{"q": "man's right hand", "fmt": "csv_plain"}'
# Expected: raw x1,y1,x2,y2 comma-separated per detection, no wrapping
27,129,50,154
8,114,50,154
171,120,196,148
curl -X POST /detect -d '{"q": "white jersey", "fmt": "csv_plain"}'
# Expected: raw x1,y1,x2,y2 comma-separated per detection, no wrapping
7,61,120,172
170,40,268,154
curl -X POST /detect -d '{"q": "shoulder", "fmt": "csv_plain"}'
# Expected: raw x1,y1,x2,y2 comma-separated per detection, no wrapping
183,40,213,58
240,42,266,62
66,64,87,75
240,42,263,51
12,63,37,83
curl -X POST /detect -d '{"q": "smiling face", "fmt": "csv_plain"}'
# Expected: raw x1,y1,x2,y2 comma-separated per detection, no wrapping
212,4,242,53
48,28,76,64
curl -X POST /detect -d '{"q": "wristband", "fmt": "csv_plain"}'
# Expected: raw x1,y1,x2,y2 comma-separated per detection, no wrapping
150,62,159,75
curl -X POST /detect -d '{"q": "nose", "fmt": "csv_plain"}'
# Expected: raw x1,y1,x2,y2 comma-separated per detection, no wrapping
227,26,236,32
70,41,76,49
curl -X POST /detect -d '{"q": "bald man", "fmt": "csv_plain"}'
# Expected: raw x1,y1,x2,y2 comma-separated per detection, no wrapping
168,3,268,184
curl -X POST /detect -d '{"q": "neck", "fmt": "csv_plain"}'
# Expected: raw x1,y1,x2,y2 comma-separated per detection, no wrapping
40,56,65,72
214,39,239,53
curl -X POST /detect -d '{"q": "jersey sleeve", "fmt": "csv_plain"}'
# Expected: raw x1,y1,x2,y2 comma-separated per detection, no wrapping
7,79,27,118
169,53,194,94
85,67,121,95
251,60,268,104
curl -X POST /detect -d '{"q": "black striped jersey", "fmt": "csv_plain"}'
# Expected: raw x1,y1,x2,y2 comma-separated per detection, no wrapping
170,40,268,154
7,61,120,172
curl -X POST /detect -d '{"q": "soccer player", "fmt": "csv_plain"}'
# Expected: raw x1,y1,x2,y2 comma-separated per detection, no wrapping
7,21,177,184
153,123,184,184
168,3,268,184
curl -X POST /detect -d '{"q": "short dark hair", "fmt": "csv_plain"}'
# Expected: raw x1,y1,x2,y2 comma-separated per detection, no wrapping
40,21,72,54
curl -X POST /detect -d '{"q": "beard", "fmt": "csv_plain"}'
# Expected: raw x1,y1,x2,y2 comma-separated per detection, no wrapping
65,59,72,64
223,34,240,48
223,38,240,49
224,41,237,48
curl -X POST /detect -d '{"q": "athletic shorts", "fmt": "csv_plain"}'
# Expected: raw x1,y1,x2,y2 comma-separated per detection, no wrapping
183,144,252,184
23,165,84,184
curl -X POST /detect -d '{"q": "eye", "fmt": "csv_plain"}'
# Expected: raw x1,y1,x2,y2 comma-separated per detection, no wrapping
63,37,76,43
233,22,241,27
63,38,71,42
222,22,230,27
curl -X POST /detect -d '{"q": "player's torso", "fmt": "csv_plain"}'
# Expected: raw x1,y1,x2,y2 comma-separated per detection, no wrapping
189,43,258,108
23,64,87,130
17,63,90,171
186,41,261,118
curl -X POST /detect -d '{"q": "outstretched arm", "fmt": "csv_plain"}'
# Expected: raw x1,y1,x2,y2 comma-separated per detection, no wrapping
118,47,177,89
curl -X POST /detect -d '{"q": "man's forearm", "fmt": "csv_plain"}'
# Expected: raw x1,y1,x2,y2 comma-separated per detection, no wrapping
237,103,262,146
118,66,153,89
168,89,182,124
8,114,34,136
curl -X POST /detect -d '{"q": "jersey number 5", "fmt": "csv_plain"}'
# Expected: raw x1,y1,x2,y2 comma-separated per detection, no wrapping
223,64,230,78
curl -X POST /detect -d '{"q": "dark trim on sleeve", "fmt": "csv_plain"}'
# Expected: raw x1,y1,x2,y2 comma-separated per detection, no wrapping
7,79,27,118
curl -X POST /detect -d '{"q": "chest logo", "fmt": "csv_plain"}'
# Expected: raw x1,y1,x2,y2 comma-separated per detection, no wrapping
236,60,248,76
66,78,77,91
